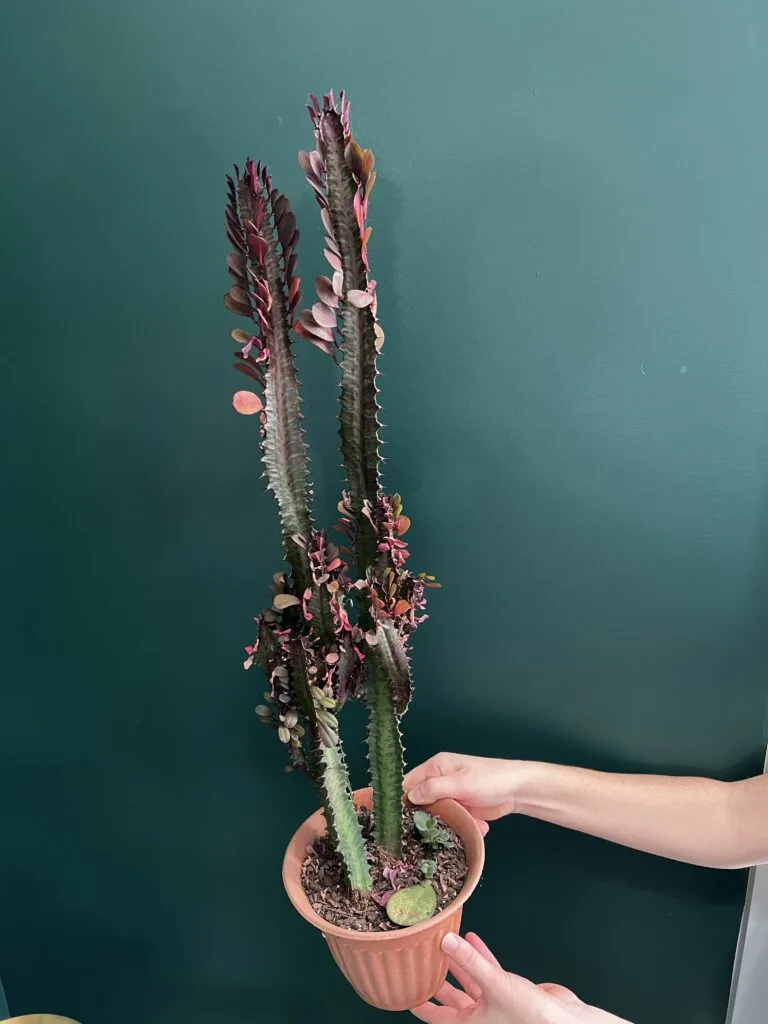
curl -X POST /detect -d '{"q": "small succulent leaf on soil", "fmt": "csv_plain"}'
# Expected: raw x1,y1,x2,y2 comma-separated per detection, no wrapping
386,882,438,927
420,859,437,879
413,810,453,848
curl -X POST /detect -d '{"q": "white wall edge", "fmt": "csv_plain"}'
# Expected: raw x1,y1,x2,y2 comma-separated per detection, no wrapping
726,746,768,1024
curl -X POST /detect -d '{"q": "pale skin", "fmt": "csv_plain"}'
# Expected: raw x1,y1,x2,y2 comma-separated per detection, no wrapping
404,752,768,1022
414,932,631,1024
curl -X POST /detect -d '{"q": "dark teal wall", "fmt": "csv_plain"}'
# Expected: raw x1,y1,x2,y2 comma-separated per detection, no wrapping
1,2,767,1022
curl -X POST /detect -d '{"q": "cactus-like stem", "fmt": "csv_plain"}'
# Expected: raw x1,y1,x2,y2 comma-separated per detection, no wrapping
302,97,411,854
365,654,404,856
301,97,382,576
230,95,437,879
226,161,313,594
291,640,371,890
318,742,372,891
321,118,380,523
261,247,313,595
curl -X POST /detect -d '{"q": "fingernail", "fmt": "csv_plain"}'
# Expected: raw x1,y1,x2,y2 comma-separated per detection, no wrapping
442,933,459,953
408,788,421,802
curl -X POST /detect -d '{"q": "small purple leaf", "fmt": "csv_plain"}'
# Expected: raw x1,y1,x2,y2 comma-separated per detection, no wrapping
277,211,297,249
295,319,336,345
312,302,337,329
227,252,246,274
233,363,263,382
224,293,251,316
316,276,339,307
324,249,343,272
347,289,374,308
320,208,334,236
309,150,324,179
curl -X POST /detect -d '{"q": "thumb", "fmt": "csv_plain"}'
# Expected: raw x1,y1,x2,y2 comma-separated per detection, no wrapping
408,774,465,805
441,934,509,1002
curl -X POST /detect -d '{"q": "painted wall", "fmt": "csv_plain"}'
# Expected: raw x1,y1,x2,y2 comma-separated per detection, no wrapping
1,2,767,1023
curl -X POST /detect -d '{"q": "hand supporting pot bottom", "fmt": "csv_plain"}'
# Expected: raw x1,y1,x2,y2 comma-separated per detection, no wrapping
411,933,632,1024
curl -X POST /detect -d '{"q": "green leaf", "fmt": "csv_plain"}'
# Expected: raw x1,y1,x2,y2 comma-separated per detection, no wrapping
413,811,453,848
386,882,437,927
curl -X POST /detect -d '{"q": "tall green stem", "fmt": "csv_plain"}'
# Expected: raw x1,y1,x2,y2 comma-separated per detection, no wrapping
314,104,406,854
364,656,404,855
291,641,371,890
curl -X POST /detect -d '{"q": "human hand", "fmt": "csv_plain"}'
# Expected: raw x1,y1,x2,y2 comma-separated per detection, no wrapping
404,753,531,835
411,932,632,1023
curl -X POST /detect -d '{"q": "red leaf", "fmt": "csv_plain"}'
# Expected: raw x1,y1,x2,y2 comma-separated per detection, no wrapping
233,363,262,382
396,515,411,536
227,252,246,275
232,390,263,415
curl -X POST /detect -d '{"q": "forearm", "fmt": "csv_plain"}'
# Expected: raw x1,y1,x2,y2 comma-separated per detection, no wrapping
515,763,768,869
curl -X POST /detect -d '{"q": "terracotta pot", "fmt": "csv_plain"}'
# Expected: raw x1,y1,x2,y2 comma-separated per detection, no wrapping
283,786,485,1012
1,1018,80,1023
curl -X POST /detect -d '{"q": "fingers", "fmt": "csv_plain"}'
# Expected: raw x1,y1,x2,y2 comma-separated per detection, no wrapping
465,932,503,969
441,933,507,1000
409,773,468,805
446,936,497,1003
432,981,474,1011
447,964,481,1003
441,934,584,1020
478,820,490,837
403,753,460,794
410,1002,457,1023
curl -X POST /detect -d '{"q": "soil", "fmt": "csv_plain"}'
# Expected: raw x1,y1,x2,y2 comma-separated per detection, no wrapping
301,806,468,931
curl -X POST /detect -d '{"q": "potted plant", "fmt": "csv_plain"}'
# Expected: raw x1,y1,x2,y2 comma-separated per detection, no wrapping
223,91,485,1012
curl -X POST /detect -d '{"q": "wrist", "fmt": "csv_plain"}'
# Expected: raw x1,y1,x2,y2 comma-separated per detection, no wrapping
506,760,572,817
